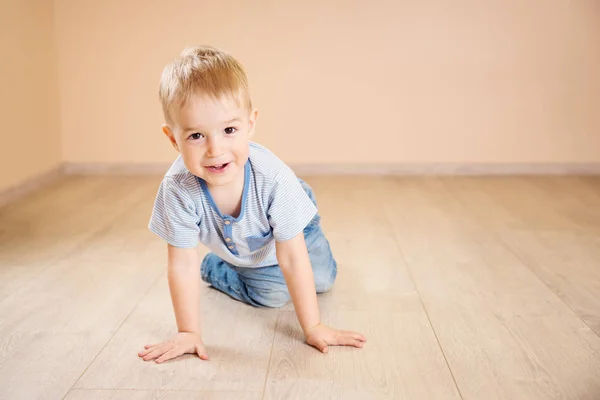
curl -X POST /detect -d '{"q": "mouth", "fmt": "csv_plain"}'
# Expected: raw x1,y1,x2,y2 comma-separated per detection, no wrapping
205,162,231,172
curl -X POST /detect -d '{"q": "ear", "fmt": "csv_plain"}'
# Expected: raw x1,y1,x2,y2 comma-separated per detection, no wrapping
248,108,259,137
162,125,180,152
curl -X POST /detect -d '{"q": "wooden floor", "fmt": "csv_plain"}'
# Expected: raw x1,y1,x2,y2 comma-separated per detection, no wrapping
1,175,600,400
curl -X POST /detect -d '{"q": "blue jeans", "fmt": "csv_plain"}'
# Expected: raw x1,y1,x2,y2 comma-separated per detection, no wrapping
200,179,338,308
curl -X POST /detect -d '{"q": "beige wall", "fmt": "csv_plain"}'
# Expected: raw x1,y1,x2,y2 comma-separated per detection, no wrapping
0,0,61,191
23,0,600,169
54,0,600,166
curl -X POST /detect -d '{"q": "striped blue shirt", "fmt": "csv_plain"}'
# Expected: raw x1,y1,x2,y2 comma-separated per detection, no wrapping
148,142,317,268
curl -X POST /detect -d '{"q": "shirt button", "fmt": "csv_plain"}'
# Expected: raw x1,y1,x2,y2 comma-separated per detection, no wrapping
225,220,231,225
225,238,232,242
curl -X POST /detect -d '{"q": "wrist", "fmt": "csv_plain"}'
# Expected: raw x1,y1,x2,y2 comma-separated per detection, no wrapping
303,321,322,337
178,329,201,336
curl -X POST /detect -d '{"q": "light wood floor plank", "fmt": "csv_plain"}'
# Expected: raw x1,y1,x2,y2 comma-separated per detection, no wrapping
283,177,418,311
0,178,166,400
265,305,462,400
384,177,600,400
0,176,161,301
443,177,600,334
0,177,111,300
527,177,600,231
272,177,461,399
3,175,600,400
73,273,278,392
64,389,261,400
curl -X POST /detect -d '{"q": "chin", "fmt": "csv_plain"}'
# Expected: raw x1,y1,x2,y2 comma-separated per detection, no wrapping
204,176,235,186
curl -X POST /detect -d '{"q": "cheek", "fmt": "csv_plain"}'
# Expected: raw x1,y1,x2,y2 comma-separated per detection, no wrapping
232,143,249,161
180,145,203,161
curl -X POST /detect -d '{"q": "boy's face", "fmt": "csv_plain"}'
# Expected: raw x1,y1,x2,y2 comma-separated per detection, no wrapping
163,93,257,188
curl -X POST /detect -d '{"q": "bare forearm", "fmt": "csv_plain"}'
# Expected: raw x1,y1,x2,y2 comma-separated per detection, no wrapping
168,265,201,335
280,259,321,336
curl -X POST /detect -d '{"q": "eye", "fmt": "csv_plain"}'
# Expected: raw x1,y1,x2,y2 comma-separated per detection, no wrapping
224,127,237,134
189,133,204,140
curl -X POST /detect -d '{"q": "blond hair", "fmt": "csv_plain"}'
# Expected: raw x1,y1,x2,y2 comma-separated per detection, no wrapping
159,46,252,125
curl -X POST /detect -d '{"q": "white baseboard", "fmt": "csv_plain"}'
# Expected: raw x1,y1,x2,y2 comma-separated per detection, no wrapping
0,166,64,208
61,162,600,177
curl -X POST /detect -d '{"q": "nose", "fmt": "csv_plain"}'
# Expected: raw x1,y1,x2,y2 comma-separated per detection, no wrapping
206,135,224,158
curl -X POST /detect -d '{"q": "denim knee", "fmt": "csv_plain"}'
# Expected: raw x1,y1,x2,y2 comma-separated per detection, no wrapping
314,259,337,293
249,287,290,308
200,253,216,282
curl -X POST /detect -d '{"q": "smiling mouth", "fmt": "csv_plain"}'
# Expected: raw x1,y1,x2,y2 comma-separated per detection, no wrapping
205,162,230,171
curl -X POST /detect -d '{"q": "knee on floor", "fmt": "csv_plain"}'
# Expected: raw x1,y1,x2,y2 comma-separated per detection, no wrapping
314,270,336,293
250,288,290,308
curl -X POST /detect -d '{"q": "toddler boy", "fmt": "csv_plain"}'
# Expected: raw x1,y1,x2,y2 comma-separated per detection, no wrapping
138,46,366,364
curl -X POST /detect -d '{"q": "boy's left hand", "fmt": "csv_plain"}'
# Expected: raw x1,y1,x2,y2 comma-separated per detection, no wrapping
304,323,366,353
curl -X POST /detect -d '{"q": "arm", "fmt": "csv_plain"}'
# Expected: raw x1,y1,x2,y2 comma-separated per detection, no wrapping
167,244,202,334
275,233,321,335
276,233,367,353
138,244,209,363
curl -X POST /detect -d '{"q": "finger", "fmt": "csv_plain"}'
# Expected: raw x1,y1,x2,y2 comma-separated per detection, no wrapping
310,338,329,353
339,339,364,348
139,341,169,355
139,345,161,357
142,344,172,361
139,348,154,357
340,331,367,342
195,344,210,360
139,343,168,357
334,336,360,346
334,335,366,348
349,333,367,342
156,347,182,364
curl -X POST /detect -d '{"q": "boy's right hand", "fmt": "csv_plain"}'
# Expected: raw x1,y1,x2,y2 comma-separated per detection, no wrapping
138,332,209,363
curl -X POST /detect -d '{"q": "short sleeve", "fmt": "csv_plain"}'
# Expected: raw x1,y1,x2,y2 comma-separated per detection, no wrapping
148,177,200,248
268,167,317,241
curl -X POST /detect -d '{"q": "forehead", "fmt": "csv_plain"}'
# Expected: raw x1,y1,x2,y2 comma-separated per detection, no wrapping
173,94,246,130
